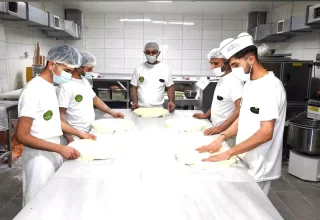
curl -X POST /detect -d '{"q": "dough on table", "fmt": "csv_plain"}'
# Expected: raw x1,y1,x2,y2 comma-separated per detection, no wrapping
174,146,237,169
133,108,170,118
164,118,210,132
91,119,135,133
68,139,128,161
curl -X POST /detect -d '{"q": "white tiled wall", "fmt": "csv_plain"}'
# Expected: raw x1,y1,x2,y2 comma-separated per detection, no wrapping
267,2,320,77
76,12,247,76
0,2,65,93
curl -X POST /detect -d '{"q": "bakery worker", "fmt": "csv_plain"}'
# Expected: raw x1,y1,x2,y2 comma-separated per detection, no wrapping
16,45,91,206
130,42,175,112
197,33,287,195
193,47,243,147
57,51,124,144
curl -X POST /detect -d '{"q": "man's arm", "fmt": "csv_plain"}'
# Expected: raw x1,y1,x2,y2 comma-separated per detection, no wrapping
167,85,175,103
59,108,75,144
16,117,79,159
215,98,241,132
193,108,211,119
93,96,115,116
228,120,275,156
197,118,239,153
130,85,138,104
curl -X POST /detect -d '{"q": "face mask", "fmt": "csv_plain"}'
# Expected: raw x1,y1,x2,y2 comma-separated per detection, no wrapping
81,72,93,79
211,67,225,77
146,55,157,64
52,63,72,85
231,58,252,82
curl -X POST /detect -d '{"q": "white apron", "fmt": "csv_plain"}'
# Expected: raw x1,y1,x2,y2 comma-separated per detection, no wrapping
22,136,63,207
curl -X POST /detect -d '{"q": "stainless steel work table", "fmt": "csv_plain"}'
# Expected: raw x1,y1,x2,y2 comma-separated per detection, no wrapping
14,109,283,220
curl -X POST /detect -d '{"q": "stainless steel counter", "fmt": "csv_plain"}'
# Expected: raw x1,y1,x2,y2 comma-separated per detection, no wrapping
14,110,283,220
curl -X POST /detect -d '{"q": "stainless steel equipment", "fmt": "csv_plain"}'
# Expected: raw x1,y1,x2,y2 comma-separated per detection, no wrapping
307,4,320,26
0,2,27,20
184,90,197,99
288,111,320,155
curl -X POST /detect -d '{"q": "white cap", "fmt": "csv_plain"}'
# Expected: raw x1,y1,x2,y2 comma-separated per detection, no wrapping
207,48,225,60
220,32,254,59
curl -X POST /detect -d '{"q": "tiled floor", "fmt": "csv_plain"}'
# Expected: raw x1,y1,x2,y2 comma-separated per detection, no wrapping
1,160,320,220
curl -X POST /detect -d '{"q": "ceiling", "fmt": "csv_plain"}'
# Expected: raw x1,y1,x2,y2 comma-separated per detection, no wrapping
61,1,295,14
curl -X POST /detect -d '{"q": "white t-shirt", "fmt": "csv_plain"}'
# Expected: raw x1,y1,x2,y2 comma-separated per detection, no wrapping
130,62,174,107
211,73,244,126
236,72,287,182
18,76,62,140
56,78,96,133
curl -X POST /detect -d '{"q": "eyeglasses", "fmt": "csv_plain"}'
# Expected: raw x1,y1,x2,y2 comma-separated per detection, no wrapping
144,50,159,56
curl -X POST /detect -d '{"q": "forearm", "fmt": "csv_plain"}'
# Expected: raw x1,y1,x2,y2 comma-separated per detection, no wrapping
167,86,175,102
205,108,211,118
228,129,271,157
61,121,82,137
219,118,239,140
94,97,114,115
215,109,239,132
130,86,138,103
16,133,61,153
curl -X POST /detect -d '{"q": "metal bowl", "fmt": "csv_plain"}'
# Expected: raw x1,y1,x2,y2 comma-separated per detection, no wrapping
184,90,197,99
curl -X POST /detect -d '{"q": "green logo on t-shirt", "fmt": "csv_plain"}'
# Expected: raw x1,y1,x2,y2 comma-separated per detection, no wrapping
139,76,144,83
250,107,260,114
75,94,83,102
43,110,53,121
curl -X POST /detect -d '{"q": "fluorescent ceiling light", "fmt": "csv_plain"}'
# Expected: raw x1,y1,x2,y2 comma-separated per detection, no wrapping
119,19,151,22
152,21,168,24
168,22,194,26
147,1,172,3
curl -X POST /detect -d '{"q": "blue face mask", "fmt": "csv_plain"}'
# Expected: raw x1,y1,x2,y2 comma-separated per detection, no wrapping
145,55,157,64
52,63,72,85
81,72,93,79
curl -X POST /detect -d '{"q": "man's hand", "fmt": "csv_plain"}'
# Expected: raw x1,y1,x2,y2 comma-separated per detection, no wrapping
193,113,207,119
168,101,175,112
79,132,97,140
58,146,80,159
131,103,140,111
203,127,220,136
196,138,223,154
202,150,232,162
112,112,124,118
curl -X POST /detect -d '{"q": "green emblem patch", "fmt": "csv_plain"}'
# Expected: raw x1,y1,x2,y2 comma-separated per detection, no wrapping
75,94,83,102
43,110,53,121
250,107,260,114
139,76,144,83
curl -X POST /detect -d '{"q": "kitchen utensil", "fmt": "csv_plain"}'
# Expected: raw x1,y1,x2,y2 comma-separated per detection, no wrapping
26,67,33,82
184,90,197,99
35,42,40,65
287,111,320,155
42,56,46,65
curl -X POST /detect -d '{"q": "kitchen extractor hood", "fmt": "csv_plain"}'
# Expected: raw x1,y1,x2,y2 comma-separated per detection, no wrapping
34,12,64,31
252,23,289,43
307,3,320,26
0,2,27,21
47,20,80,40
24,5,48,27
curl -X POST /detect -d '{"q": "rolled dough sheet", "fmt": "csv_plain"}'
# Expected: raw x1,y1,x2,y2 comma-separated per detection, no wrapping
174,146,237,169
164,118,211,132
68,139,128,161
133,108,170,118
91,119,135,134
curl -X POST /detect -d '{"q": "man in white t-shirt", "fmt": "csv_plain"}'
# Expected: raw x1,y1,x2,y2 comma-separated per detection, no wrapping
193,48,243,147
197,33,287,195
130,42,175,112
57,51,124,144
16,45,96,206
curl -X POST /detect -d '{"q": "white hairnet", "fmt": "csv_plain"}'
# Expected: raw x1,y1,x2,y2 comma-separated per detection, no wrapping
80,51,96,67
207,48,225,60
258,43,272,57
47,44,81,68
144,42,159,51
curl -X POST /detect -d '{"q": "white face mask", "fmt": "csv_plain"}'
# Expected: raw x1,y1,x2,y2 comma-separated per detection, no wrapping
211,66,225,77
231,58,252,82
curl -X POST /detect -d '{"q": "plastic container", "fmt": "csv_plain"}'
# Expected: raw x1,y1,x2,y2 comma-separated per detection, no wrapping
111,89,126,101
98,89,111,101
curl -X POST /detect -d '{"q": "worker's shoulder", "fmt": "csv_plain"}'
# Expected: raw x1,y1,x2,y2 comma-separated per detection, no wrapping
265,72,285,90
